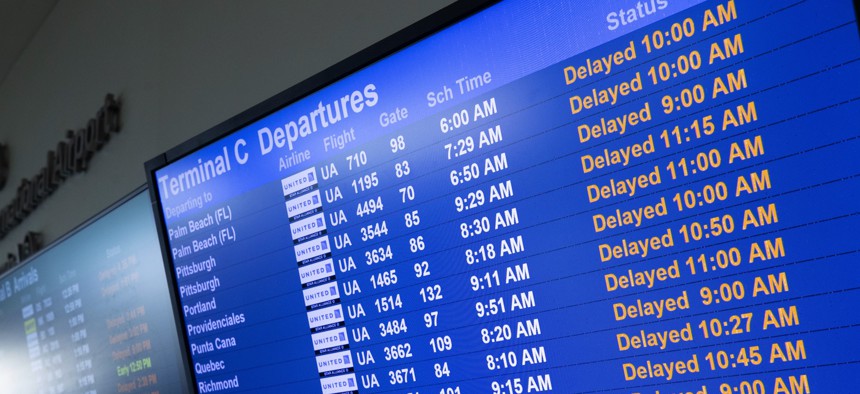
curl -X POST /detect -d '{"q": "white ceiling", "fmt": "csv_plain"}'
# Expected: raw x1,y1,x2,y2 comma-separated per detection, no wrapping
0,0,58,87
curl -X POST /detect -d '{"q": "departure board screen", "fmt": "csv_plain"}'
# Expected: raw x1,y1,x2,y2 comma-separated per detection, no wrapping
148,0,860,393
0,190,191,393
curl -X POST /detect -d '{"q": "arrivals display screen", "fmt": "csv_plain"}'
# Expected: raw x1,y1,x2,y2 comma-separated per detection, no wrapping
147,1,860,393
0,189,192,393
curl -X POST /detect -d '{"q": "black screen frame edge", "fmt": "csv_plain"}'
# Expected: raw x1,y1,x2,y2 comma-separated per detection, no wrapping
854,0,860,34
144,1,499,391
145,177,198,394
145,0,499,169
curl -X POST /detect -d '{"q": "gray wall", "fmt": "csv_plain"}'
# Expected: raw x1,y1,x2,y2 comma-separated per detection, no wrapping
0,1,454,257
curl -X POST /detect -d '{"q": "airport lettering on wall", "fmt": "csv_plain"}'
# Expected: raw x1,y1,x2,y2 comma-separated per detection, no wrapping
0,94,121,256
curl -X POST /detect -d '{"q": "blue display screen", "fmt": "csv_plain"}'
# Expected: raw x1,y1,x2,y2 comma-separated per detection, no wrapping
152,1,860,392
0,191,191,393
